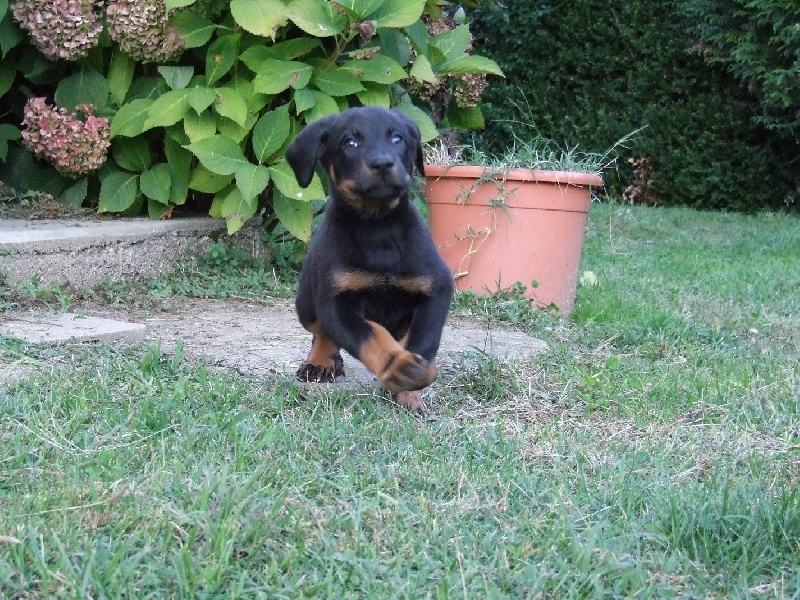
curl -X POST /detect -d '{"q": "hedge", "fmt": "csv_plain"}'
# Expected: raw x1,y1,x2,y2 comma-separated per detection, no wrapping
469,1,798,212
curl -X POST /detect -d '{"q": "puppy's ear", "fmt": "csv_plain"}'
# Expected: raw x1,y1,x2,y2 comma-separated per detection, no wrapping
396,111,425,175
286,114,340,188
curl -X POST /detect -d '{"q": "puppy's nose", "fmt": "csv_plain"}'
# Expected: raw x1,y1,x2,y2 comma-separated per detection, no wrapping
369,155,395,173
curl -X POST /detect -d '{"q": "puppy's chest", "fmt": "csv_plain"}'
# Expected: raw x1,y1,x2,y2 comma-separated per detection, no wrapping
346,223,411,271
328,211,432,296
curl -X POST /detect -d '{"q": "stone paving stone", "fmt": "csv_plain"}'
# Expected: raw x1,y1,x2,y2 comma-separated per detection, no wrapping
1,312,146,344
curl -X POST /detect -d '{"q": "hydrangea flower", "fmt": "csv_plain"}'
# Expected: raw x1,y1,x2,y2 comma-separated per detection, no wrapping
106,0,184,63
21,98,111,178
10,0,104,61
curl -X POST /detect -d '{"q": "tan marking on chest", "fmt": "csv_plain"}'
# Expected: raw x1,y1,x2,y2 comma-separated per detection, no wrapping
332,270,433,295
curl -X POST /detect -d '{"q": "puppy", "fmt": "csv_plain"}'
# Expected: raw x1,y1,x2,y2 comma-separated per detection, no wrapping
285,106,454,414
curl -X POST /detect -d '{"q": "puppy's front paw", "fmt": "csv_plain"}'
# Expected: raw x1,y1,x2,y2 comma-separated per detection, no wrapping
379,352,437,392
392,390,426,415
296,355,344,383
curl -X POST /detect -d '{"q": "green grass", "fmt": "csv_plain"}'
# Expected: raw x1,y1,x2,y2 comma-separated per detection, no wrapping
2,203,799,597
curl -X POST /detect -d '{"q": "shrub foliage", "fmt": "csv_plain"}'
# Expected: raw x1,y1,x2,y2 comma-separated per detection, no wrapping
0,0,500,235
470,1,798,212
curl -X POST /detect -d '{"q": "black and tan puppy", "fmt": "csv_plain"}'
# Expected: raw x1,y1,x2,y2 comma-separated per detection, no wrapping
285,106,453,414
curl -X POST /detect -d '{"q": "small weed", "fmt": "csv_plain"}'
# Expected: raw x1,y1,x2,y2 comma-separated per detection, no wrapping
84,242,297,309
453,281,556,328
5,276,73,311
449,350,521,403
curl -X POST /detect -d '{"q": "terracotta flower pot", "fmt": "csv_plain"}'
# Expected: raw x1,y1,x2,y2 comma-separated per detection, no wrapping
424,164,603,314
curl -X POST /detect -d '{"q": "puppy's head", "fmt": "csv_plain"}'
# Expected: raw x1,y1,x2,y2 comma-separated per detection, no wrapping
286,107,424,212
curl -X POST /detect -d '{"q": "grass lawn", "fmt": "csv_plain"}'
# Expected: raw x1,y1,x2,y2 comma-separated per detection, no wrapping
1,203,799,598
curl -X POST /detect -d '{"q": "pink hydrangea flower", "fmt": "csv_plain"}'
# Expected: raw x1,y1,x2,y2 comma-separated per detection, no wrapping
11,0,104,61
21,98,111,177
106,0,184,63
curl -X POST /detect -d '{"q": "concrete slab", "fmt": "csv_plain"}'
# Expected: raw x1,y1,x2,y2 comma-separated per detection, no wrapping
0,216,266,289
143,300,548,387
1,312,146,344
0,300,549,402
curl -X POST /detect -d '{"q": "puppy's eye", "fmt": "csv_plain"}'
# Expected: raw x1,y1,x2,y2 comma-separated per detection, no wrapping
390,134,403,144
344,138,358,148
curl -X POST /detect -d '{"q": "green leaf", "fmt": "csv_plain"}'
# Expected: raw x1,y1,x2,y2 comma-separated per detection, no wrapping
235,163,270,201
270,160,325,200
208,191,225,218
185,134,249,175
140,163,173,203
59,178,88,208
239,46,282,72
409,54,438,84
164,141,191,205
272,38,322,60
165,136,193,173
111,99,154,138
189,86,218,113
341,54,406,84
273,191,313,241
220,187,258,234
369,0,424,28
294,87,316,113
0,10,25,58
0,63,13,99
206,34,240,86
158,66,194,91
184,109,217,142
253,59,313,94
108,52,136,105
144,89,193,130
378,28,411,65
356,81,390,107
0,123,20,162
112,136,152,172
330,0,385,20
312,69,365,96
252,106,291,163
306,91,339,122
217,109,258,142
213,87,248,127
189,165,233,193
166,0,196,9
99,172,139,213
404,19,429,56
439,55,504,77
230,0,288,40
147,200,171,219
393,103,438,142
171,11,216,49
127,77,168,101
54,67,109,112
447,105,485,130
287,0,347,37
428,25,471,62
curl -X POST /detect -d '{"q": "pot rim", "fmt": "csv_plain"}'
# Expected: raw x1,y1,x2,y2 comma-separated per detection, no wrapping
423,164,603,188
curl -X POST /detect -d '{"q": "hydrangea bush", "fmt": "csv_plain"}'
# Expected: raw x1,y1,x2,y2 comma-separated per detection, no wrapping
0,0,501,234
